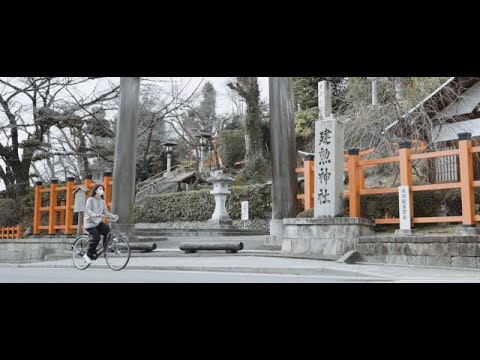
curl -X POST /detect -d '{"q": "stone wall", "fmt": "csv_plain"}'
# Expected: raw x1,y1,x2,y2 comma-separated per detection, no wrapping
0,237,74,263
282,217,375,259
135,219,270,232
357,235,480,268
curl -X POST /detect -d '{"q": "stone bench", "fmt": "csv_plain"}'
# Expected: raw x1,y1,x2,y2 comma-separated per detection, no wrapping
179,242,244,254
128,242,157,252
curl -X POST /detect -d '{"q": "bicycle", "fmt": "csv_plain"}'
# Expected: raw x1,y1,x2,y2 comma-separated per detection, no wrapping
72,218,131,271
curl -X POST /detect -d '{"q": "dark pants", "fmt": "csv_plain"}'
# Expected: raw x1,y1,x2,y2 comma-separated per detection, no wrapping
86,222,110,259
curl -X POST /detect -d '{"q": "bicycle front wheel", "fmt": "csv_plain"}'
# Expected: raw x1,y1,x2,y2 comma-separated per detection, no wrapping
104,235,131,271
72,236,91,270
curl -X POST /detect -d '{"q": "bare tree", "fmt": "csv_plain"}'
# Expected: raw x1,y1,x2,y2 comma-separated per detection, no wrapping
0,77,119,200
339,77,472,184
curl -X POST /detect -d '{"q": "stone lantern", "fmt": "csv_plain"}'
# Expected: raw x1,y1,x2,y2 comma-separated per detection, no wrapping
208,170,234,228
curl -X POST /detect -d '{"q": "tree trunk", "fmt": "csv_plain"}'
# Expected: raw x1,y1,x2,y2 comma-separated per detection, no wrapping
78,131,91,176
244,79,263,162
269,77,299,219
227,78,264,163
111,77,140,237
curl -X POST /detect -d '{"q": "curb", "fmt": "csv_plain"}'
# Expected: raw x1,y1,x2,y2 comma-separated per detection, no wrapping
0,262,390,278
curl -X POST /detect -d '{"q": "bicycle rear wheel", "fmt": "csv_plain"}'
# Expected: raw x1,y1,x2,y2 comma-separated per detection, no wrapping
72,236,91,270
104,235,130,271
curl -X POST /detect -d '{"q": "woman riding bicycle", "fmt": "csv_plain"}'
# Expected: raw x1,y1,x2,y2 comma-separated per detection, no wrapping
83,184,118,264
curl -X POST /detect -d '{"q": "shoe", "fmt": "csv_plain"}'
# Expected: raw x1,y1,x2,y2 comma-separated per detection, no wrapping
83,254,92,264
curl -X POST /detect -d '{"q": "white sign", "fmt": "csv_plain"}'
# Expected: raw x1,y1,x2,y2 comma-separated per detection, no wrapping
398,185,411,230
73,186,88,212
241,201,249,220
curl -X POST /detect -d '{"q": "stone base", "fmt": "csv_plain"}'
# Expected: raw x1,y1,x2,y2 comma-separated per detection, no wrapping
265,219,284,247
455,226,479,236
207,219,233,229
281,217,375,259
394,229,417,236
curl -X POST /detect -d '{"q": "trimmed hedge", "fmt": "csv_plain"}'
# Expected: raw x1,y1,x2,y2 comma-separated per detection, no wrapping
296,191,442,220
135,184,271,223
341,191,443,219
135,186,454,223
358,191,442,219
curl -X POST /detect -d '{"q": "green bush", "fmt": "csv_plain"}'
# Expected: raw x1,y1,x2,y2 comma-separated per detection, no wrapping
241,153,269,184
216,130,246,170
444,189,480,215
20,187,35,217
413,191,443,217
0,199,21,227
135,190,215,222
226,185,271,219
358,191,442,219
360,193,399,219
297,208,314,218
135,184,272,222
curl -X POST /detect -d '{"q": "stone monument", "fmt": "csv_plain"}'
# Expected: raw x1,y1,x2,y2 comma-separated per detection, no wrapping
281,81,375,259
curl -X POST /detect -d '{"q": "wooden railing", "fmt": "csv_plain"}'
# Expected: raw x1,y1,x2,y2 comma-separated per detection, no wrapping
33,173,113,235
296,133,479,226
0,225,22,239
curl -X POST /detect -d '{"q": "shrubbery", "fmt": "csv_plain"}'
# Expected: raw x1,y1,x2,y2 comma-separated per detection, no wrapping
135,184,271,222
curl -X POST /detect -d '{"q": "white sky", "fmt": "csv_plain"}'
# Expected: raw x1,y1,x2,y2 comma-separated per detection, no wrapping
142,77,269,114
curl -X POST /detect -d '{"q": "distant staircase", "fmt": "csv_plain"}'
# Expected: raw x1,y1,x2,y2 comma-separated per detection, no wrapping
135,165,198,205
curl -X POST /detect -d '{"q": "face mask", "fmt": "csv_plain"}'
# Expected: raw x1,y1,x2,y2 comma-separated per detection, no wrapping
96,189,104,196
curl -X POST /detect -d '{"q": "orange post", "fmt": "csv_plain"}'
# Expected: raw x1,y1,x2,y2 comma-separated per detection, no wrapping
65,177,75,235
16,225,22,239
59,200,66,230
33,181,43,235
303,155,315,210
348,148,361,217
83,175,93,193
83,175,94,229
48,179,58,235
458,133,475,227
359,166,365,191
103,172,113,211
399,141,414,225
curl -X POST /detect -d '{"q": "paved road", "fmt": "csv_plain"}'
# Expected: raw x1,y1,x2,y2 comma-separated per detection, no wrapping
0,268,390,283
